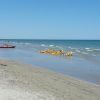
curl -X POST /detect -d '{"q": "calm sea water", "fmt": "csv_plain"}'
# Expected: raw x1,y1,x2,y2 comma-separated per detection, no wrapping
0,39,100,84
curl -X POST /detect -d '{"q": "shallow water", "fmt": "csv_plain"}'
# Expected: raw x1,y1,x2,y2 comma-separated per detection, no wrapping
0,39,100,84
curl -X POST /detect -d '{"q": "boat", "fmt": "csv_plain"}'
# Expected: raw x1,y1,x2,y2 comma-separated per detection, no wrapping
40,49,73,57
0,44,16,48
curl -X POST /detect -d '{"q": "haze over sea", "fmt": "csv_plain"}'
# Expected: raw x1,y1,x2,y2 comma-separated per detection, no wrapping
0,39,100,84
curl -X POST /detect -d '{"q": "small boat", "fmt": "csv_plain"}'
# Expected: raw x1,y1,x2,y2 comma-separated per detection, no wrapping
0,44,16,48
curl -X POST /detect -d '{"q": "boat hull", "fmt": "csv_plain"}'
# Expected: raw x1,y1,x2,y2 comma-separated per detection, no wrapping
0,46,16,48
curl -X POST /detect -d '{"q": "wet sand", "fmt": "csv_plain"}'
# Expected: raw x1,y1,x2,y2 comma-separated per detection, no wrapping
0,59,100,100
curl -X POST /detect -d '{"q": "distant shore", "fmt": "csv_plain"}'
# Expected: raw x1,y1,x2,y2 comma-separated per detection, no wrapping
0,59,100,100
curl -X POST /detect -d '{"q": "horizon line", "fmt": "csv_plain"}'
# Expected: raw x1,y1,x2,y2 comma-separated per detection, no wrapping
0,39,100,40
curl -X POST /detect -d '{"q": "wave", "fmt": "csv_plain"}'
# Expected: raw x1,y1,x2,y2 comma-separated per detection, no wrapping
93,49,100,51
75,49,81,53
75,49,89,55
41,44,46,47
68,46,76,50
86,48,100,52
85,48,90,50
49,45,54,47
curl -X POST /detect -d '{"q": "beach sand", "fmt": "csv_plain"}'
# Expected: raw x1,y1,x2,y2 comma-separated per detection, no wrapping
0,60,100,100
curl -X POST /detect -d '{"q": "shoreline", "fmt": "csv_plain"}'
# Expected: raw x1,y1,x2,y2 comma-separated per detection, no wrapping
13,59,100,87
0,59,100,100
1,58,100,87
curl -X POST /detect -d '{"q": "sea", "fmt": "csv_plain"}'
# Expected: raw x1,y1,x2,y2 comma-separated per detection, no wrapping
0,39,100,84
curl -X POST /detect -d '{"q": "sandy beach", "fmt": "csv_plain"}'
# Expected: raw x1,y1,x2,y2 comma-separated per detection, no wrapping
0,59,100,100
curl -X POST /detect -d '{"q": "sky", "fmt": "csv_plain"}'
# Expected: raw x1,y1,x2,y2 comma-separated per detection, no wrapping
0,0,100,39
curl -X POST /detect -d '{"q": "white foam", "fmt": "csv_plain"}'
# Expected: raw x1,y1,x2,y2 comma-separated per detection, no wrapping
85,48,90,50
75,50,81,52
68,46,76,49
49,45,54,47
94,49,100,51
41,44,46,47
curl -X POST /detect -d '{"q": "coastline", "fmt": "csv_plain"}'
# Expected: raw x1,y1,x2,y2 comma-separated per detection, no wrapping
0,59,100,100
